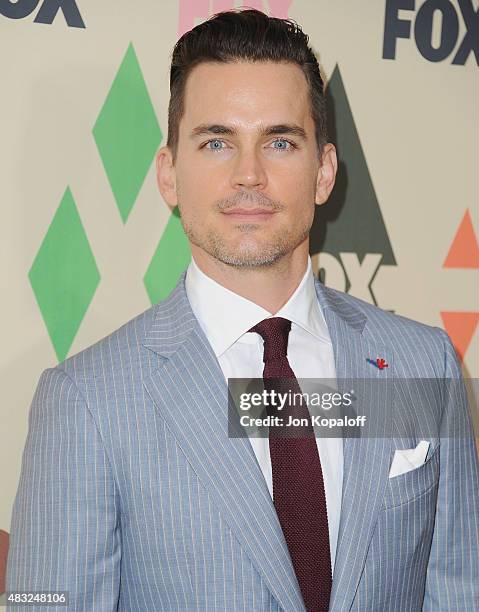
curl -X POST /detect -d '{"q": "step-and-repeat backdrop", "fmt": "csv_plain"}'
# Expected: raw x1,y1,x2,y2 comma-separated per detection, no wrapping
1,0,478,592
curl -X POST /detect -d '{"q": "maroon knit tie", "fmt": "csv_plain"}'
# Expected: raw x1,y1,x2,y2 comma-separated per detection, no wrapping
248,317,332,612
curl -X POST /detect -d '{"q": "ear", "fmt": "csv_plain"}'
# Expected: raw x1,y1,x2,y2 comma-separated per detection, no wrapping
156,146,177,210
315,143,338,205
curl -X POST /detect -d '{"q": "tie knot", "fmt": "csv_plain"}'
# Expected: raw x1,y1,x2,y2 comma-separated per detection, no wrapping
248,317,292,363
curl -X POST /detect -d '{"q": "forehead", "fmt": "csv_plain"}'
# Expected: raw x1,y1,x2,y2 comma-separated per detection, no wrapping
181,61,311,129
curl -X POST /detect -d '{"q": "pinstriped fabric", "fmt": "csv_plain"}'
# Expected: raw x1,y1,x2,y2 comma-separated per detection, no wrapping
141,330,305,611
6,294,285,611
316,283,479,611
6,367,121,611
6,270,479,611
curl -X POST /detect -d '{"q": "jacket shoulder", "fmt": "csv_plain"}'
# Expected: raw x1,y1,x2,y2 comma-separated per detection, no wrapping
53,302,159,386
319,284,453,374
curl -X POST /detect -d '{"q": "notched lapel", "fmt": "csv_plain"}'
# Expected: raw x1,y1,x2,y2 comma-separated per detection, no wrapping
314,280,394,611
142,273,305,612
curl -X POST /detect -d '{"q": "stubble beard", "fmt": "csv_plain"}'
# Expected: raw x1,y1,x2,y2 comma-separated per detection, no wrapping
181,216,311,268
177,189,313,268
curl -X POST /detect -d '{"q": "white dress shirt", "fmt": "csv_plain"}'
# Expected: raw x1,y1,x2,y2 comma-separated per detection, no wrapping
185,255,343,573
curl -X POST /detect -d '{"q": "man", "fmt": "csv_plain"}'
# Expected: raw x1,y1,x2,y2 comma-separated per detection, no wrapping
6,8,479,611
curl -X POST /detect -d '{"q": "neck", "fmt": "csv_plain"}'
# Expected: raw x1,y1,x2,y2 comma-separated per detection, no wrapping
190,242,309,314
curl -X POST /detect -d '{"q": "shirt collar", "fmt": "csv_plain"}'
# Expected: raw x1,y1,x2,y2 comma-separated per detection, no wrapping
185,255,330,358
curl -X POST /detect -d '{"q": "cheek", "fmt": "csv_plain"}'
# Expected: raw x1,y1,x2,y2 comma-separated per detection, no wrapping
176,178,214,227
274,160,317,192
177,158,224,201
279,176,316,212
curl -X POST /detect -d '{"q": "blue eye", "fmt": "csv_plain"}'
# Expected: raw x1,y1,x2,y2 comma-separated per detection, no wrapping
272,138,291,150
205,139,225,151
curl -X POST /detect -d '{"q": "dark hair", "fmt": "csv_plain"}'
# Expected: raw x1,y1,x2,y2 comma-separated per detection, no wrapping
167,8,327,163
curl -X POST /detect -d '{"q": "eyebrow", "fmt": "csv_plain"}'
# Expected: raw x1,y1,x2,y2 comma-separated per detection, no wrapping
189,123,308,141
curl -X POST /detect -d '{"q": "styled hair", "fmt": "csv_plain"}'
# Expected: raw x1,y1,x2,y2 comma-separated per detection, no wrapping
167,8,327,163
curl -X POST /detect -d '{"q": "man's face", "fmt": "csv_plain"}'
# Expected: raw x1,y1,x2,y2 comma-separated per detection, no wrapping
157,60,336,268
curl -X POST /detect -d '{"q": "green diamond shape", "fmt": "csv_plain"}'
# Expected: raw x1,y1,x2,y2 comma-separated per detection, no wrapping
93,42,162,223
144,207,191,304
29,187,100,362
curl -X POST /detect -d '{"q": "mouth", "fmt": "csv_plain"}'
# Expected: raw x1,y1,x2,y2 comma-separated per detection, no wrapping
222,208,276,221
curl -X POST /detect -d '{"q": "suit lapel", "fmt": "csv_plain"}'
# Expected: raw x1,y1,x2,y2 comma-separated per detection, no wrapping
142,272,305,612
142,270,393,612
314,280,394,611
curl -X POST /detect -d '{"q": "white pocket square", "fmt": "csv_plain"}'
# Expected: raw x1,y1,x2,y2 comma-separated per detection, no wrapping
388,441,430,478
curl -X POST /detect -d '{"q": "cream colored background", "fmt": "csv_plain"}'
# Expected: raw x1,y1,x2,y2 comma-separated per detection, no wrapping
1,0,478,535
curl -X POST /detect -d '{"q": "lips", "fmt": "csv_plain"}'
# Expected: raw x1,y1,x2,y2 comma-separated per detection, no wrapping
223,208,275,216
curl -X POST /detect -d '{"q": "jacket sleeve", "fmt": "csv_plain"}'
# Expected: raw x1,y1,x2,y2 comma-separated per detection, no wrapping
423,329,479,610
5,367,121,611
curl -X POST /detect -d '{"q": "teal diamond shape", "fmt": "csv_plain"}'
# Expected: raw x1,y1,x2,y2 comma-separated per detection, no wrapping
144,207,191,304
93,42,162,223
29,187,100,362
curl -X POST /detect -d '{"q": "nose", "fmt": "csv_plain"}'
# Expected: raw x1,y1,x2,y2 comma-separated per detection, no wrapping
230,147,267,190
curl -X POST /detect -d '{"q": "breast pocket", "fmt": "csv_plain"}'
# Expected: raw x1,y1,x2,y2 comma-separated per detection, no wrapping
382,443,440,509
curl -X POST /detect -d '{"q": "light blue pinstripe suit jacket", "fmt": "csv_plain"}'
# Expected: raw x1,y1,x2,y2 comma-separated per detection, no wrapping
6,271,479,611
